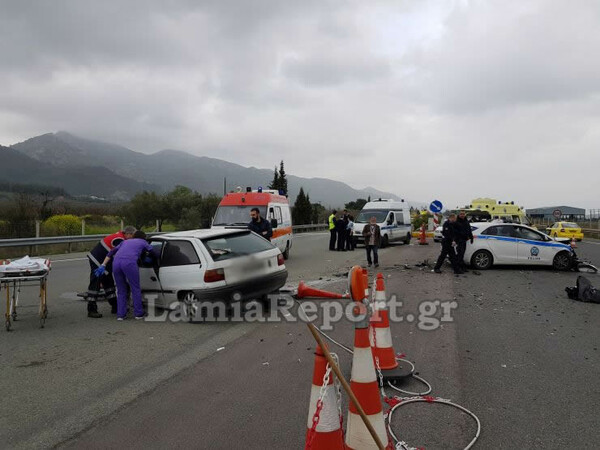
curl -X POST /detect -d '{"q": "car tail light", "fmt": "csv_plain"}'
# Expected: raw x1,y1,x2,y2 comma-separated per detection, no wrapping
277,254,285,266
204,268,225,283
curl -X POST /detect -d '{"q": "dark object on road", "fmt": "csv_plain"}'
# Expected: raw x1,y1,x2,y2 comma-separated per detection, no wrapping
472,270,481,276
565,276,600,303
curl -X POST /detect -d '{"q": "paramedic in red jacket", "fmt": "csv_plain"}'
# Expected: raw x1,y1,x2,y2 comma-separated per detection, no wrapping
85,226,136,318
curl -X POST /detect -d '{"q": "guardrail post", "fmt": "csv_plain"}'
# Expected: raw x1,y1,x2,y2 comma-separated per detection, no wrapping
35,220,41,238
121,219,124,230
81,219,86,236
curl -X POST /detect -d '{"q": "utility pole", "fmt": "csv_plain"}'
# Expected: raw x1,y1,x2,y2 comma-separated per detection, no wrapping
223,177,227,196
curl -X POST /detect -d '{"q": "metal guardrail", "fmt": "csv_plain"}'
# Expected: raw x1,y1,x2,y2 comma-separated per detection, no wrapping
0,225,328,249
0,232,167,249
292,224,329,233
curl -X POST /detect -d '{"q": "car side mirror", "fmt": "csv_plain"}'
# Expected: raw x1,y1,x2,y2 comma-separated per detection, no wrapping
271,218,278,229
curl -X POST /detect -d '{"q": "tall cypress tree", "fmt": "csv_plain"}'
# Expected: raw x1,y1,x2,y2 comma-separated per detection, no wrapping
268,166,279,190
293,187,312,225
278,160,288,194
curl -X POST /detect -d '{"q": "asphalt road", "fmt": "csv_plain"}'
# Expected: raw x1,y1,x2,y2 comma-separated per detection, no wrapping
2,235,600,449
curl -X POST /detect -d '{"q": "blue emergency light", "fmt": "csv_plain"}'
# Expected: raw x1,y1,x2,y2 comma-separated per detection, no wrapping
257,186,263,193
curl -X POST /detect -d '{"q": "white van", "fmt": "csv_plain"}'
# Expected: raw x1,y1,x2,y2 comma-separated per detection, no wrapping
353,199,412,247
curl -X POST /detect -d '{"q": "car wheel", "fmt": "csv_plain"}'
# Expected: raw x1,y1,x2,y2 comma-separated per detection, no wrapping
471,250,493,270
404,233,411,245
282,243,290,260
181,291,199,322
552,251,572,271
381,235,389,248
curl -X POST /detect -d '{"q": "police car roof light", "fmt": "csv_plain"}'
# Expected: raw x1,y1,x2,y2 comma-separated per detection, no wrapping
246,187,252,193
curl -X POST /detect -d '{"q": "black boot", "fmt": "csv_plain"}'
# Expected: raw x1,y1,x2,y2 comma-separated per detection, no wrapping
107,297,118,314
87,300,103,318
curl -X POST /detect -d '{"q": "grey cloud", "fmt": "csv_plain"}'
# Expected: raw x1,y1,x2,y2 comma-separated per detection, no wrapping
1,0,599,208
403,0,600,113
283,53,391,87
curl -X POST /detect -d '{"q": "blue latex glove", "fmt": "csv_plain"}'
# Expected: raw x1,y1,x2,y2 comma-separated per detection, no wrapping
94,265,107,278
142,256,153,265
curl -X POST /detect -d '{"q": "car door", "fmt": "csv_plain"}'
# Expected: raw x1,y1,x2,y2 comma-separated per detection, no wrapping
480,225,518,263
269,205,284,252
157,240,204,306
140,239,166,306
514,226,548,265
386,212,395,241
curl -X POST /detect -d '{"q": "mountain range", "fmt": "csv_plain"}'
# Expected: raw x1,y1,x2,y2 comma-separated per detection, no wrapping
1,131,405,206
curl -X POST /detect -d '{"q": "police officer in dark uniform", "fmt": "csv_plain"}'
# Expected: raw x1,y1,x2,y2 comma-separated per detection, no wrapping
432,214,462,274
248,208,273,241
455,210,474,271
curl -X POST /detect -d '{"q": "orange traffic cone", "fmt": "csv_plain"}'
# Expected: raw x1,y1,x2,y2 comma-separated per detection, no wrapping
305,344,345,450
370,274,413,382
362,268,370,299
297,281,350,300
348,265,366,301
345,267,392,450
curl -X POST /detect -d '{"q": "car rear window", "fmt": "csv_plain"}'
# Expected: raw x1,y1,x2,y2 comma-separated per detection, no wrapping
201,231,275,262
161,240,200,266
563,223,579,228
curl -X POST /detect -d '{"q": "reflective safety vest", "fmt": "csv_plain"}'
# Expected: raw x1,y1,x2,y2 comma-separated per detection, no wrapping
328,214,336,231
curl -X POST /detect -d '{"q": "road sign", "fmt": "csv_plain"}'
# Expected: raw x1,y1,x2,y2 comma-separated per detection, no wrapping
553,209,562,219
429,200,443,213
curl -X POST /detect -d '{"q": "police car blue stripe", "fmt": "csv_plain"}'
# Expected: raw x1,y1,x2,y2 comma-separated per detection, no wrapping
476,235,571,250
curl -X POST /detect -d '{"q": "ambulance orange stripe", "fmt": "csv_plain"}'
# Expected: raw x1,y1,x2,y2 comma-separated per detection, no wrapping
272,226,292,239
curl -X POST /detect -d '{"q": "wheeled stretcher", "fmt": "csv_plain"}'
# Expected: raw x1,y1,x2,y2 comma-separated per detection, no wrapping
0,257,51,331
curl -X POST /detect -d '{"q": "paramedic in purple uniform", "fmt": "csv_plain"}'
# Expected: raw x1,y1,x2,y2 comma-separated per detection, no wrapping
96,230,154,320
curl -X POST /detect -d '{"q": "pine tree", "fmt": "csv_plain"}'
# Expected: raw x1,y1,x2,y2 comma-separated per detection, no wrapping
268,166,279,190
278,160,288,194
292,187,312,225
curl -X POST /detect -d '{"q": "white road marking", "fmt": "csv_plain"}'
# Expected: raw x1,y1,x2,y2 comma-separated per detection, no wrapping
51,257,88,263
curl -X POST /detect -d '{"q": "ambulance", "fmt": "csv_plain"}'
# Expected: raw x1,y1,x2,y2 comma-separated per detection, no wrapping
353,199,412,247
212,188,293,259
455,198,535,227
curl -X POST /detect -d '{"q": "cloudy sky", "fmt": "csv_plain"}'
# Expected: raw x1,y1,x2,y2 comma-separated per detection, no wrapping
1,0,599,209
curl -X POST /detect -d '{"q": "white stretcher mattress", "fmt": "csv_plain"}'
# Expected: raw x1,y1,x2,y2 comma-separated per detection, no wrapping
0,256,50,274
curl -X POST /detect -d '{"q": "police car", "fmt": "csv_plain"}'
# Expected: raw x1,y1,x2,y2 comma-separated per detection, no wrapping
433,226,443,242
138,228,288,316
464,222,573,270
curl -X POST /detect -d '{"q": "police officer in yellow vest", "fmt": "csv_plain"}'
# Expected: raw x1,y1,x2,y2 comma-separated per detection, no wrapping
328,210,337,251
